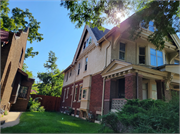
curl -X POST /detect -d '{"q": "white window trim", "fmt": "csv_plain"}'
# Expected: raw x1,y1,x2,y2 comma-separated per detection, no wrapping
119,42,126,61
63,89,66,102
150,48,164,67
78,85,83,101
74,85,78,101
66,88,69,99
84,57,88,71
82,89,87,100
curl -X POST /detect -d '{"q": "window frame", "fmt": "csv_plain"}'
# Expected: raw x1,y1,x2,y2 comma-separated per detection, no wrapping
85,57,88,71
63,89,66,102
150,48,163,67
66,88,69,99
18,85,28,99
77,63,80,75
78,85,83,101
82,89,87,100
119,42,126,60
139,47,146,64
74,86,78,101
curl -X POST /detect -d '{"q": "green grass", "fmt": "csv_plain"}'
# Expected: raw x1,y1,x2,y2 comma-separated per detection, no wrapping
1,112,102,133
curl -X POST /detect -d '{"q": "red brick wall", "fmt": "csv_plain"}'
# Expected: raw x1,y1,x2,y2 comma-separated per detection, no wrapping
89,74,103,115
103,79,111,114
125,73,136,99
61,80,83,115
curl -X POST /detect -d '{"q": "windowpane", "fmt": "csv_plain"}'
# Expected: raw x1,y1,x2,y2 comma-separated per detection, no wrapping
79,86,82,100
82,89,86,99
149,21,154,26
151,54,156,66
88,37,92,45
120,43,125,51
157,57,163,66
139,56,145,64
157,50,163,57
150,48,156,55
174,60,179,64
18,86,28,98
119,52,125,60
139,47,145,55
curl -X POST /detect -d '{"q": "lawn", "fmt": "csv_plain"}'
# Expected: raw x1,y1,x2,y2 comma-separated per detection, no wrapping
1,112,102,133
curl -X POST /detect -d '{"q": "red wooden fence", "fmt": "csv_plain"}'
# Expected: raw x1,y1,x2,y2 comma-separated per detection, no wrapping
31,94,61,111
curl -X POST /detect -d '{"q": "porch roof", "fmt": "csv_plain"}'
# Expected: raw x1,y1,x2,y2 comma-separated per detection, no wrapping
101,60,180,84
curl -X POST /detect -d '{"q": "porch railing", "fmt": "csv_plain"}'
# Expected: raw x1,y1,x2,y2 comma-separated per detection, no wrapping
111,98,127,111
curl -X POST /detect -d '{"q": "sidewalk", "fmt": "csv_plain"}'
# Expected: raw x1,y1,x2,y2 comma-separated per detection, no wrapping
0,112,22,128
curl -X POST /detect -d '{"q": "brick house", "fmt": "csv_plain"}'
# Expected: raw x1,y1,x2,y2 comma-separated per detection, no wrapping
1,28,34,112
60,15,180,122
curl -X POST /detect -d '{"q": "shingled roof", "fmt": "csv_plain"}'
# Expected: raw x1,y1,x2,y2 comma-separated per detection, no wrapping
90,27,110,40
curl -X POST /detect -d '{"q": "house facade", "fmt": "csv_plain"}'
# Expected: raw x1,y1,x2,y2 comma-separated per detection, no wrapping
60,15,180,122
1,28,34,112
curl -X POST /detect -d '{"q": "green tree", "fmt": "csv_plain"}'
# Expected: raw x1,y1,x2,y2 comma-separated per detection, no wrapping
1,0,43,58
37,51,64,97
22,63,33,78
60,0,179,50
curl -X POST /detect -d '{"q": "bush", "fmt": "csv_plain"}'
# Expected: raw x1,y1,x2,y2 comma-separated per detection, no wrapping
28,96,45,112
101,93,179,133
38,106,45,112
4,110,8,115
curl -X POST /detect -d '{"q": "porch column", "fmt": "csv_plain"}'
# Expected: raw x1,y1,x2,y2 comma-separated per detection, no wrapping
125,73,143,100
103,79,111,115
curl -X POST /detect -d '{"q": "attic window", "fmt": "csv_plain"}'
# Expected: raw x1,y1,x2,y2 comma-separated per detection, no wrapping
83,36,92,50
141,20,155,32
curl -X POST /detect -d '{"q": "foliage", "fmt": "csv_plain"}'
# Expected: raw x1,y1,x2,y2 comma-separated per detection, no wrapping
31,83,39,94
37,51,64,97
4,110,8,115
27,96,45,112
1,112,102,133
101,93,179,133
0,0,43,58
60,0,179,50
22,63,33,78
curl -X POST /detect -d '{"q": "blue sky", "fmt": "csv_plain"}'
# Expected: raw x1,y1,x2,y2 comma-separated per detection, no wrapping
8,0,117,82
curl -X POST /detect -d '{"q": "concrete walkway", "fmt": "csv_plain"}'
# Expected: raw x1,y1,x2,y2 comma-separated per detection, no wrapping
0,112,22,128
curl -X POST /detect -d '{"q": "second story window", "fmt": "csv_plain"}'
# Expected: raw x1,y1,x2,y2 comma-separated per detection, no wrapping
174,60,179,64
69,70,72,77
74,86,78,101
150,48,163,66
66,72,69,81
139,47,145,64
77,63,80,75
85,57,88,71
119,43,125,60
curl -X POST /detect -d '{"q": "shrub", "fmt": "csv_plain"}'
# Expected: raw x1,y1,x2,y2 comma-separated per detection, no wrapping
38,106,45,112
101,93,179,133
4,110,8,115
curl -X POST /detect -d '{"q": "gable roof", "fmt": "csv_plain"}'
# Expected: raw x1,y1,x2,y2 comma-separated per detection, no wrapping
90,27,110,40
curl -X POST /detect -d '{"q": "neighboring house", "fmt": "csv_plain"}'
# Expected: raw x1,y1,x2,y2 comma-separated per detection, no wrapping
0,28,34,112
60,14,180,122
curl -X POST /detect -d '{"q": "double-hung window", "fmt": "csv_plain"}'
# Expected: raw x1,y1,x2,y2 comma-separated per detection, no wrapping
119,43,125,60
139,47,145,64
150,48,163,66
85,57,88,71
77,63,80,75
63,89,66,102
82,89,87,99
18,86,28,98
78,85,82,100
74,87,78,101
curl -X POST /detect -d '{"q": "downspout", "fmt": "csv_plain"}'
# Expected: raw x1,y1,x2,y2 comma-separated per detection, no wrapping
71,65,76,107
104,36,111,68
136,72,139,99
101,36,111,116
101,78,105,116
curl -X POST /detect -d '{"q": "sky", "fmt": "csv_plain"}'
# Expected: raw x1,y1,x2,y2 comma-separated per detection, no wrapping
8,0,126,82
